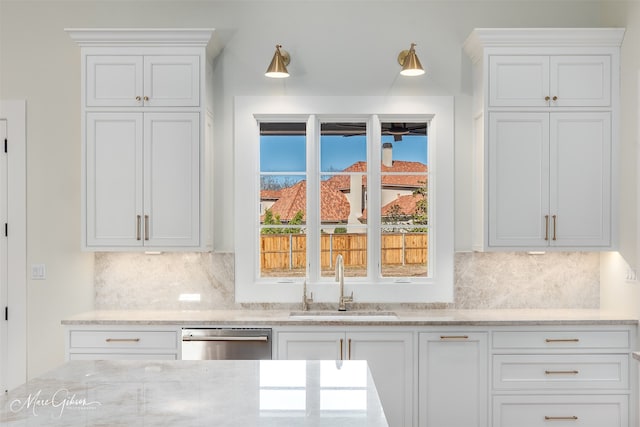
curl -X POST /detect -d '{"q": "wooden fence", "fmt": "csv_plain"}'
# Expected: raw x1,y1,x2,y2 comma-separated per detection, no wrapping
260,233,427,271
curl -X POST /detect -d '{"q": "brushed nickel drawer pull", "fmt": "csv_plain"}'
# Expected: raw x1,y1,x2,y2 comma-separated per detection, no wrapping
552,214,557,241
545,370,579,375
105,338,140,343
144,215,150,241
348,338,352,360
545,338,579,343
339,338,344,361
136,215,141,241
440,335,469,340
545,416,578,421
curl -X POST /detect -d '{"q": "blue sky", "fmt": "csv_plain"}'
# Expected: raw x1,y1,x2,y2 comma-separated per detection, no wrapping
260,134,427,174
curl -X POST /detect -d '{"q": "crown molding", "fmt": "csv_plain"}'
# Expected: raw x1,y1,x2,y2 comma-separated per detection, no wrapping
65,28,215,47
463,28,626,63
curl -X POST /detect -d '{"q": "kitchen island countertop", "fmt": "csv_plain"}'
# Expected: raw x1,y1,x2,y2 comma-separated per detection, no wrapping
0,359,387,426
62,309,639,326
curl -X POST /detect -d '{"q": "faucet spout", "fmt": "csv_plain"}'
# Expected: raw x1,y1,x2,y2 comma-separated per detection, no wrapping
335,254,352,311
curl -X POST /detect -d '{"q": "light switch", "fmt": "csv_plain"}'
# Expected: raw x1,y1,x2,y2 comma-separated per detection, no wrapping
31,264,46,280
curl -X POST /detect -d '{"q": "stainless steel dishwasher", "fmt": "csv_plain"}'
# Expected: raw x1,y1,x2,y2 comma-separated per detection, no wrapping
181,328,272,360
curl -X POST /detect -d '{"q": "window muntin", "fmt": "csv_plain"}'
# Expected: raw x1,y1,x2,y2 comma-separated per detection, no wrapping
259,123,306,278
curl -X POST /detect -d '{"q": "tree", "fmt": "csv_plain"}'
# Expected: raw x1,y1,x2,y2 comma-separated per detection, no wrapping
412,180,428,231
283,210,305,234
261,208,282,234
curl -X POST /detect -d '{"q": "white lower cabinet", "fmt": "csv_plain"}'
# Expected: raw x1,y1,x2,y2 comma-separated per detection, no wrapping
64,323,637,427
65,326,180,361
276,329,414,427
419,332,488,427
493,395,628,427
491,326,635,427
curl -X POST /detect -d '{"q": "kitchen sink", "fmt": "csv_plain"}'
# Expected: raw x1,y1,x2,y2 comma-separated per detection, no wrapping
289,310,398,321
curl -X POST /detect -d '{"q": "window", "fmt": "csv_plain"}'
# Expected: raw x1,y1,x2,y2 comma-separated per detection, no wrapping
235,97,454,303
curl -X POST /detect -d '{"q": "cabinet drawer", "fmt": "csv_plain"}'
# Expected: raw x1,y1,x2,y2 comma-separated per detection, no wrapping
493,330,630,350
493,395,628,427
69,330,178,350
493,354,628,390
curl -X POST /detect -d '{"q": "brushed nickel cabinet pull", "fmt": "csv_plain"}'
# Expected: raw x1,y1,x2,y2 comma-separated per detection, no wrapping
136,215,141,241
105,338,140,343
544,215,549,240
544,416,577,421
545,338,579,343
440,335,469,340
552,214,557,241
545,370,579,375
144,215,149,241
545,96,551,101
143,96,149,102
552,96,558,101
348,338,352,360
339,338,344,360
135,96,142,102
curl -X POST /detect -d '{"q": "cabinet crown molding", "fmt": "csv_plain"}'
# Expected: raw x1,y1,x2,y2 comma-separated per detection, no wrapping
65,28,215,47
463,27,625,63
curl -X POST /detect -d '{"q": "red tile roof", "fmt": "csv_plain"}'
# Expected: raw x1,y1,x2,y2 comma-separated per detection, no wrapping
360,193,425,221
260,189,282,200
264,180,350,223
261,160,427,224
327,161,427,191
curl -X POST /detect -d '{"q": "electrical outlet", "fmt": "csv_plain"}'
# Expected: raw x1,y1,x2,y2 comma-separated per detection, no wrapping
625,268,637,282
31,264,46,280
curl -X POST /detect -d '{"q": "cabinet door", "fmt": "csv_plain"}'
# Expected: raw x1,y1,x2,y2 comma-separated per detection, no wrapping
86,113,143,247
144,113,200,247
489,56,549,107
419,332,488,427
349,332,414,427
276,332,344,360
549,112,611,247
143,56,200,107
86,55,144,107
550,56,611,107
488,112,550,247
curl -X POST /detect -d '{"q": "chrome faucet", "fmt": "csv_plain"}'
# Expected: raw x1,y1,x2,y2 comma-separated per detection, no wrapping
335,254,353,311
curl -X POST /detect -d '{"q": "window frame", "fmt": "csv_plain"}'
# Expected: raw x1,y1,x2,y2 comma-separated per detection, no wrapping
234,96,454,303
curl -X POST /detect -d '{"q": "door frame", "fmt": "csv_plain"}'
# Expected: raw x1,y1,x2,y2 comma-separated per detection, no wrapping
0,100,27,391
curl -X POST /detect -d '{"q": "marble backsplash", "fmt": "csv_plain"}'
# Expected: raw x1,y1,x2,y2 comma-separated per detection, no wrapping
94,251,599,310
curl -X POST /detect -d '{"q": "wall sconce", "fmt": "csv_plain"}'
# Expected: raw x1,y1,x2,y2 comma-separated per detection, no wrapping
265,44,290,78
397,43,425,76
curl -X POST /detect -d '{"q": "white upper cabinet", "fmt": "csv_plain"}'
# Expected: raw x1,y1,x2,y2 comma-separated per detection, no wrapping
489,112,611,248
86,55,200,107
489,55,611,107
68,28,214,251
86,112,200,248
464,28,624,251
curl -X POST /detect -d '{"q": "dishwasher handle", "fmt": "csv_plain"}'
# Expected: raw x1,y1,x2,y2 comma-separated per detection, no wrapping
182,335,269,342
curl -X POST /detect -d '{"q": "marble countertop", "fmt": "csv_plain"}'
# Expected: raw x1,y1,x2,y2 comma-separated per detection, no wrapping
61,309,639,326
0,359,387,426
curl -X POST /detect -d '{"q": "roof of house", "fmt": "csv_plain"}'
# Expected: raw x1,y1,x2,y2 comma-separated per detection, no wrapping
360,193,426,221
326,161,427,191
262,160,426,223
264,180,351,223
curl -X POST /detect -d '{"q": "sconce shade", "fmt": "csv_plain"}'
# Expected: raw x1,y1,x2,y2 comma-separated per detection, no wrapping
398,43,425,77
265,44,290,78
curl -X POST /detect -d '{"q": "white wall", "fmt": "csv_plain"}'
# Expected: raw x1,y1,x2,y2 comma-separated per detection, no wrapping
600,2,640,316
0,0,621,377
